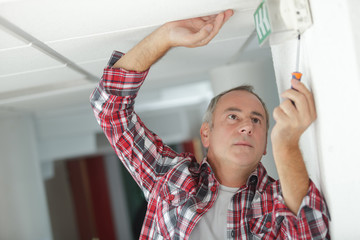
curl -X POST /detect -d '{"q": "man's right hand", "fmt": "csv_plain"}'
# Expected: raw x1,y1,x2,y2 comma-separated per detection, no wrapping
165,9,233,48
113,10,233,72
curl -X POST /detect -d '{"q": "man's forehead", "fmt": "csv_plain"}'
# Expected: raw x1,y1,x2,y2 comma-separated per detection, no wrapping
217,90,265,112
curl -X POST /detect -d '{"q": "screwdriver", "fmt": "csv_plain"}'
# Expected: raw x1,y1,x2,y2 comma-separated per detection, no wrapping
292,34,302,81
290,34,302,106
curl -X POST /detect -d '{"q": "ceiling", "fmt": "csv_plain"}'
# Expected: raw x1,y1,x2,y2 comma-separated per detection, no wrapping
0,0,268,116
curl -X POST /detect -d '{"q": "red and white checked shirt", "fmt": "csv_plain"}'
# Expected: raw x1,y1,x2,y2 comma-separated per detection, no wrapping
90,51,330,240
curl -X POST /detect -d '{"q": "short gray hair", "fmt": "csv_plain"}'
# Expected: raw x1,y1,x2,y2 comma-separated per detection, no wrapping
203,85,269,131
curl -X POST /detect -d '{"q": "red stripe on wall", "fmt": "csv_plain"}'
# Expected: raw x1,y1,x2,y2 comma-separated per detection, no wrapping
67,156,116,240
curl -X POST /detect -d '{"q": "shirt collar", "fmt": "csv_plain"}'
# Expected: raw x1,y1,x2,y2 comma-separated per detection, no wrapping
249,162,271,193
199,157,213,172
199,158,271,193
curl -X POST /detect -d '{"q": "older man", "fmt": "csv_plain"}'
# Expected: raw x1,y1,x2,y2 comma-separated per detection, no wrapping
90,10,329,239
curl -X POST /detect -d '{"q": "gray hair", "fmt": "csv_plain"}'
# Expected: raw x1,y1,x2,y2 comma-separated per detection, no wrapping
203,85,269,131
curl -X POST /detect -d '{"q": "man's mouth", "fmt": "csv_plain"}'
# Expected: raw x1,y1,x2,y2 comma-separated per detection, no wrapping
234,141,253,148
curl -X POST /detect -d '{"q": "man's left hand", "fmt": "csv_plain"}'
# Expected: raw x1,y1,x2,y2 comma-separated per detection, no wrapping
271,78,317,148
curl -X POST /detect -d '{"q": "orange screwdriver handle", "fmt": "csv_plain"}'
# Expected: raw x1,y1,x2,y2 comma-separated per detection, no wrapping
292,72,302,81
291,72,302,106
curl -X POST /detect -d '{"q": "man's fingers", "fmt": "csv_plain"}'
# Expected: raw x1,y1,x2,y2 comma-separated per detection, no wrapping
208,12,225,36
279,83,316,129
167,9,233,48
200,14,217,22
213,10,233,33
278,99,298,119
290,79,317,120
272,79,317,146
188,13,224,47
190,24,214,46
281,89,311,124
199,11,227,45
198,10,233,46
223,9,234,22
201,9,233,23
273,104,290,124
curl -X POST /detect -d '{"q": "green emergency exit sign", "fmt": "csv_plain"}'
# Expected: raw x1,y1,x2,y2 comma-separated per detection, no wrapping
254,1,271,45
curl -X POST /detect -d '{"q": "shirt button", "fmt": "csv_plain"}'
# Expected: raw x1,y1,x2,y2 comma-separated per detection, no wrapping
168,194,175,201
210,186,217,192
265,221,271,228
196,208,204,214
231,230,235,237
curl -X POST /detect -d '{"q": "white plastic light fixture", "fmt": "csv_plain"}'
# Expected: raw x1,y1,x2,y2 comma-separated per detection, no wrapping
254,0,313,46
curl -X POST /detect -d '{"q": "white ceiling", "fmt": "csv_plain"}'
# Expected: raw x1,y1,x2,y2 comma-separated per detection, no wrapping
0,0,267,114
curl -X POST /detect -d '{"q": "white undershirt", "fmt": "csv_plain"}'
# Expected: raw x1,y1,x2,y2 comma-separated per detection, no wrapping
189,185,238,239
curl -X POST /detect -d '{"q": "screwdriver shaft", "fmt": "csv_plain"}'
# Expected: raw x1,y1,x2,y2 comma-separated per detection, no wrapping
295,34,301,72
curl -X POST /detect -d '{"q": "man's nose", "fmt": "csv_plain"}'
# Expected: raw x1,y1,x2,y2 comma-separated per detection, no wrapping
238,120,253,135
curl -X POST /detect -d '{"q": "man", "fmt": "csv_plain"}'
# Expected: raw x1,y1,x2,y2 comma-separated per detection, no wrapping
90,10,330,239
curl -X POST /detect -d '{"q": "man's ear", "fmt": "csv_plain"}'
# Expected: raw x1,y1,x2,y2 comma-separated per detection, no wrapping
200,122,210,148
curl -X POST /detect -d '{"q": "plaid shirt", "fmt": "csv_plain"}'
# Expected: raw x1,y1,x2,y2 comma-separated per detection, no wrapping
90,51,330,240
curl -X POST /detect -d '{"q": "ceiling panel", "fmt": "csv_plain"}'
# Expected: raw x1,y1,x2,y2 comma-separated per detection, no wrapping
47,26,158,63
0,46,63,76
78,60,107,79
0,0,260,42
46,8,255,63
0,66,85,93
216,9,257,40
0,83,96,112
0,25,28,49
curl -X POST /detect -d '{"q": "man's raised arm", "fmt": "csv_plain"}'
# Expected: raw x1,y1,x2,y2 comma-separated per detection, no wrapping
271,78,317,215
113,9,233,72
90,10,233,199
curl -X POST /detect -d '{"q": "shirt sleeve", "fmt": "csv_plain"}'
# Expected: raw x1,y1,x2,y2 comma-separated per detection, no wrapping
90,51,183,200
273,180,330,239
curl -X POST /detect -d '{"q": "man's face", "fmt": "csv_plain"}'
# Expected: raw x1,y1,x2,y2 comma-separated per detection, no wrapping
201,90,267,171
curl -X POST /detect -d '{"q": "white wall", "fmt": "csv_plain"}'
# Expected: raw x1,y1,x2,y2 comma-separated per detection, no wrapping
0,112,52,240
35,106,99,163
270,0,360,238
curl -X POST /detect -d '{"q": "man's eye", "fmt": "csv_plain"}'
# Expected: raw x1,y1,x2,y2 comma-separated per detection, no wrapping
252,118,260,124
228,114,238,120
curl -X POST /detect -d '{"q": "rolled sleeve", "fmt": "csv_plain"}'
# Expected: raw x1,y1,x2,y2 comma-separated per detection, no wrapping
273,180,330,239
101,51,149,96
